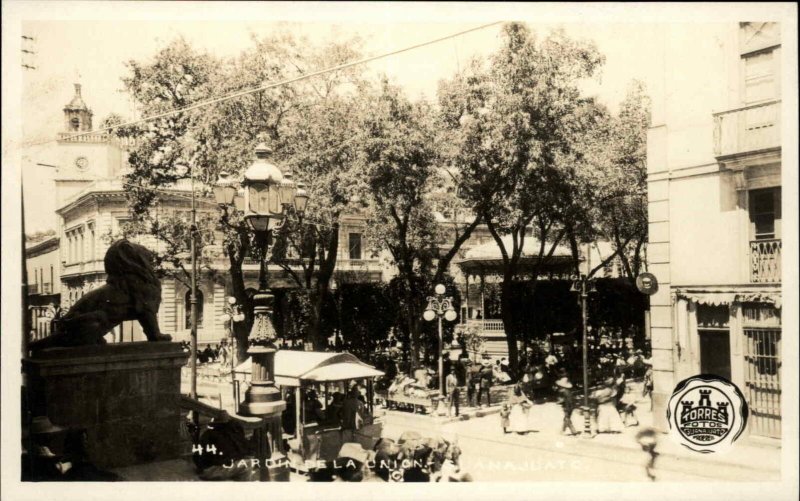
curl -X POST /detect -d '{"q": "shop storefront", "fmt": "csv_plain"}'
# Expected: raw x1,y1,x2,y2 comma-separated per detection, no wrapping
673,287,781,439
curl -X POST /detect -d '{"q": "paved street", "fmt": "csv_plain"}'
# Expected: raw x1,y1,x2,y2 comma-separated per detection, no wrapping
380,411,779,482
182,372,780,482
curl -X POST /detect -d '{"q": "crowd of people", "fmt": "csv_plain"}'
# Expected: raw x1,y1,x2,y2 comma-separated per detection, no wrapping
179,340,232,366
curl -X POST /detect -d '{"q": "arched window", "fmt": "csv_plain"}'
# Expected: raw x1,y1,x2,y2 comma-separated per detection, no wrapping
70,117,80,131
185,288,204,329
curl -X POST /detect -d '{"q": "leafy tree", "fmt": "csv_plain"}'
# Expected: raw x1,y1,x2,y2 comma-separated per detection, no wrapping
359,79,476,371
454,323,484,362
117,34,368,363
358,79,438,370
441,23,605,374
557,81,651,284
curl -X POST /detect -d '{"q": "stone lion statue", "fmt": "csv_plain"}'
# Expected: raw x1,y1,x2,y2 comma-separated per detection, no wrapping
29,239,172,351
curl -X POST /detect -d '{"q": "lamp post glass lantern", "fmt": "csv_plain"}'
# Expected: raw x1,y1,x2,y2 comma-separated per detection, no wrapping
213,143,310,481
423,284,457,399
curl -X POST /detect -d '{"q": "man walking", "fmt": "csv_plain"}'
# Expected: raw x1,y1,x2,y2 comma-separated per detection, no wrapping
555,368,579,436
477,361,493,407
446,369,460,417
467,361,480,407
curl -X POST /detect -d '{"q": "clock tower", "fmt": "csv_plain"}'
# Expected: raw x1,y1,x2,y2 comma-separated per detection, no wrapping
55,83,127,207
63,83,93,133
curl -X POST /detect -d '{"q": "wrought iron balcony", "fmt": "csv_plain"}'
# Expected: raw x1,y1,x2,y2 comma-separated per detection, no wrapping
713,100,781,159
750,239,781,283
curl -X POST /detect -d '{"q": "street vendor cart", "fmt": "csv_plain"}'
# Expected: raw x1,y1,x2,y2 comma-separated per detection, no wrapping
234,351,384,473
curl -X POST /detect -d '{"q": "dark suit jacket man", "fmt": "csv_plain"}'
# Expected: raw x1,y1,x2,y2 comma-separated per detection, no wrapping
340,392,364,431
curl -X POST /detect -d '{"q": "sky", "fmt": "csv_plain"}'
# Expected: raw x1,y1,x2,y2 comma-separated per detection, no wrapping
16,17,665,233
10,1,791,234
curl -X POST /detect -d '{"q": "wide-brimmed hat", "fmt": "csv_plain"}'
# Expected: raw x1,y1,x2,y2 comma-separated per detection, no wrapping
555,377,573,389
338,442,370,464
28,416,66,435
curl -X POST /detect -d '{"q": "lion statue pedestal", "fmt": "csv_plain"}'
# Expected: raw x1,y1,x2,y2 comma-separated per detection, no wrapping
23,342,190,469
23,239,189,469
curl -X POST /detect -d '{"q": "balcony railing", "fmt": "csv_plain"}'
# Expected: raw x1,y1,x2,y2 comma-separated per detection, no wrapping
713,100,781,158
750,239,781,283
466,319,506,333
58,131,138,148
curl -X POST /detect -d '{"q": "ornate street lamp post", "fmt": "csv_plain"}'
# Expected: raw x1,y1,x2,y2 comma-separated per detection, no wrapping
571,274,597,438
214,143,309,481
423,284,458,401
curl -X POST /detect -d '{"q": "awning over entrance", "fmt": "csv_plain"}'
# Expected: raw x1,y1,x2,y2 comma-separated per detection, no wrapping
675,286,782,308
234,350,384,387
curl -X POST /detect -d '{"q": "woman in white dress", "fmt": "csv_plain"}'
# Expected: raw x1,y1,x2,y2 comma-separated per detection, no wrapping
594,377,625,433
508,383,535,434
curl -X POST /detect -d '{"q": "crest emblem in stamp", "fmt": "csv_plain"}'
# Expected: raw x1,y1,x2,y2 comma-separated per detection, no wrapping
666,375,749,453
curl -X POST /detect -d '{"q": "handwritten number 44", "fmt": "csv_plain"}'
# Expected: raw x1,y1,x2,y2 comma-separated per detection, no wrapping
192,444,220,455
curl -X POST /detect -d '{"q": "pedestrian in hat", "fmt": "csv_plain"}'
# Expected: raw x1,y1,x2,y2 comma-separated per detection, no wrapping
334,442,371,482
477,360,494,407
466,361,480,407
508,383,535,434
594,377,624,433
555,369,579,436
445,369,460,418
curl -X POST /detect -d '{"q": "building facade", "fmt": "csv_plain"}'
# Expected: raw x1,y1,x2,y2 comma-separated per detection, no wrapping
646,22,782,439
25,236,61,340
44,84,382,347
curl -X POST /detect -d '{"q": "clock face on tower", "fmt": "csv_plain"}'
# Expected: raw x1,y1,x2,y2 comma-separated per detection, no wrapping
75,156,89,170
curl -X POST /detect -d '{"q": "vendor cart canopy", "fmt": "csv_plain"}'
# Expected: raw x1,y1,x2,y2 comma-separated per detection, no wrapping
234,350,384,386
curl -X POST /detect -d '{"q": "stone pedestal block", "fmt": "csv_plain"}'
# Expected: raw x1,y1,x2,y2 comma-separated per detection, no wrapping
23,342,189,469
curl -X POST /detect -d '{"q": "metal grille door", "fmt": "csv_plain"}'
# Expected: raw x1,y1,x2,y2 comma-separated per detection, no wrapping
743,327,781,438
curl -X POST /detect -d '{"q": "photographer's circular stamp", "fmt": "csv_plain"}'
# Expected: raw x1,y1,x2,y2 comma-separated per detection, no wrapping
666,374,749,454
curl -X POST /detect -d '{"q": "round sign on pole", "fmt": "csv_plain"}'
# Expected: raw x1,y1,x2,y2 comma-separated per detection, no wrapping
636,272,659,295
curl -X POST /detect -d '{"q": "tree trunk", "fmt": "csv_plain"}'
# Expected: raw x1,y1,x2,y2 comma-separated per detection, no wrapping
500,275,520,376
229,263,253,366
306,223,339,350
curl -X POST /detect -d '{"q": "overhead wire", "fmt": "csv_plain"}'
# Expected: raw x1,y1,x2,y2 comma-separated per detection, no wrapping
19,21,503,149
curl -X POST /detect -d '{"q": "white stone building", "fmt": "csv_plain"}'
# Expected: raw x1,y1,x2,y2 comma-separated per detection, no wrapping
646,22,783,439
48,84,382,346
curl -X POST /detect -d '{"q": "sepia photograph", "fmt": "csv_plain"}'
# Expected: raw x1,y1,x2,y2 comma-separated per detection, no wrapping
1,2,797,500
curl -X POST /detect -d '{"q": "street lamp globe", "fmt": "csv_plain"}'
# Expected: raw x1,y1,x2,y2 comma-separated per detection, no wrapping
242,143,285,231
423,309,436,322
434,283,446,295
214,171,238,206
227,296,237,305
444,309,458,322
219,313,231,323
279,169,297,208
294,182,309,215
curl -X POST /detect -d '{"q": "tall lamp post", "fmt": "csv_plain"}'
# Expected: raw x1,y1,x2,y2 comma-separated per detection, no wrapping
213,143,309,481
423,284,458,400
571,274,597,438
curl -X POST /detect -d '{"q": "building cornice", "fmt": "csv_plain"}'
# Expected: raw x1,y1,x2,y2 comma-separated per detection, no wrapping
25,237,60,257
57,191,124,216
